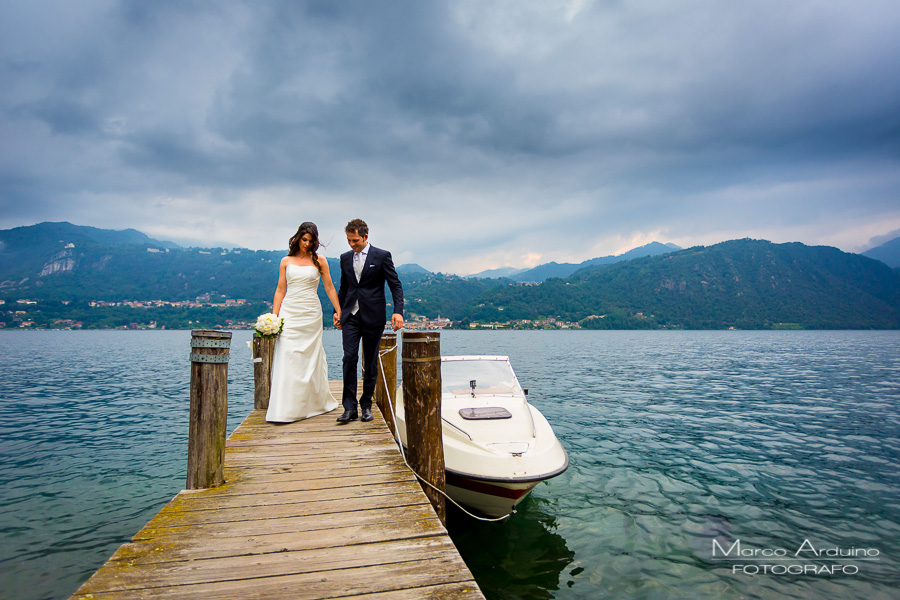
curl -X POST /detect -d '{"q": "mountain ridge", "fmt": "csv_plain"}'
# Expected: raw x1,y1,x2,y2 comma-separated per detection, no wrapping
462,239,899,329
0,221,179,250
2,223,898,329
511,241,681,282
862,236,900,269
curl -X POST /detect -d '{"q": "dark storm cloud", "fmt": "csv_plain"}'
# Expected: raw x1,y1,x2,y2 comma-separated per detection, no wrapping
1,0,899,269
201,1,551,185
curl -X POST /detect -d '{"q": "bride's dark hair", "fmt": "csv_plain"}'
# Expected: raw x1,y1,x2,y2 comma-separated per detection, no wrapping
288,222,324,277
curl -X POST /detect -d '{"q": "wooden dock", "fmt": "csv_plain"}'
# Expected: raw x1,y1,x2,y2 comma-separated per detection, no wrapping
71,382,484,599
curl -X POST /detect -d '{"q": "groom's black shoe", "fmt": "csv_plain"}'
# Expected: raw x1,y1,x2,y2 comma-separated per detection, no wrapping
361,408,373,422
336,409,358,423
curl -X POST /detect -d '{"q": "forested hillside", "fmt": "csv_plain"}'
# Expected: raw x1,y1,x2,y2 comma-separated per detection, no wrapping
2,224,898,329
463,240,900,329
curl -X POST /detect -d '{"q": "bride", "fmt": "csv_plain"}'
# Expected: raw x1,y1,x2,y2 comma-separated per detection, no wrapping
266,222,341,423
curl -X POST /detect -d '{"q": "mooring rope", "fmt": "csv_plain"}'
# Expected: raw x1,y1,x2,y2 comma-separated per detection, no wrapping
377,334,514,522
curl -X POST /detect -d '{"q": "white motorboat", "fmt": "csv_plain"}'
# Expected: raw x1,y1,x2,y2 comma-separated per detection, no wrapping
394,355,568,519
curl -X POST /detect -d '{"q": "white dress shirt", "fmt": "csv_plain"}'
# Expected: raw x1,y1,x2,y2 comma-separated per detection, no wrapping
351,244,370,314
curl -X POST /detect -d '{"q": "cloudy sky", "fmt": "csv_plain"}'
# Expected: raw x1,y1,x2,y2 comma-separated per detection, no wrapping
2,0,899,274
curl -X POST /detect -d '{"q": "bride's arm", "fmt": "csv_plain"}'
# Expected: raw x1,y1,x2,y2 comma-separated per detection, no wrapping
319,256,341,319
273,258,288,315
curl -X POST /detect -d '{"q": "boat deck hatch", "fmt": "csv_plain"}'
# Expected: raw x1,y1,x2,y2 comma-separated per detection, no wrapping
459,407,513,420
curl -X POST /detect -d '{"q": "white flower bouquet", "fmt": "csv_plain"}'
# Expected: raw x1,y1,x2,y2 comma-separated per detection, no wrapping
254,313,284,338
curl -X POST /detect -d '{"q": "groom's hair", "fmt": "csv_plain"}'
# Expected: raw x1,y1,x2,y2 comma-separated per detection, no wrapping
345,219,368,237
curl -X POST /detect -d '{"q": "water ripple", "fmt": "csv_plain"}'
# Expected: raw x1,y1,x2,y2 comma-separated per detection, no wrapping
2,330,899,600
0,330,256,600
442,331,900,600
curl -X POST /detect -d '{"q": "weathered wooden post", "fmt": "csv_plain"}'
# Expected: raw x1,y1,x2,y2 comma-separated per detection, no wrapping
252,334,276,409
375,332,398,437
401,331,446,524
186,329,231,489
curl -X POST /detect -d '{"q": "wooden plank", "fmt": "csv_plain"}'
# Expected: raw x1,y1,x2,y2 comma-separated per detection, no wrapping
227,431,391,445
221,451,402,469
162,481,419,512
109,517,446,563
225,440,399,457
222,459,411,480
71,382,484,600
132,504,435,544
223,448,404,466
131,503,442,542
73,536,461,592
225,451,404,469
227,432,396,445
144,491,429,530
72,557,481,600
332,583,485,600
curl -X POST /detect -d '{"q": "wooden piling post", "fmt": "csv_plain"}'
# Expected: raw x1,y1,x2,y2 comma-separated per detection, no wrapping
401,331,446,524
186,329,231,490
375,333,398,438
252,334,276,409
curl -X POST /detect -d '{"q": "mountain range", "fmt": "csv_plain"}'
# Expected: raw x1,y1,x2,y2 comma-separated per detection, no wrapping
2,222,898,329
462,239,899,329
508,242,683,282
863,236,900,268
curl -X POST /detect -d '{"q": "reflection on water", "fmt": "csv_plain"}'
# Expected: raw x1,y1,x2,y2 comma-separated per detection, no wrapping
438,330,900,600
1,330,899,600
0,330,256,600
447,495,575,600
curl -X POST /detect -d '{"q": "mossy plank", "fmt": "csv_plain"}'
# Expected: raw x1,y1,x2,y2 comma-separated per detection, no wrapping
226,430,391,446
73,557,479,599
75,536,461,592
109,516,446,563
162,473,416,511
147,491,428,528
222,459,410,481
131,501,440,542
70,382,484,600
171,470,417,502
223,447,400,466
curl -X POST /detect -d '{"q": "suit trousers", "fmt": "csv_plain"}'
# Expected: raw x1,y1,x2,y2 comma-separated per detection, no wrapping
341,312,382,412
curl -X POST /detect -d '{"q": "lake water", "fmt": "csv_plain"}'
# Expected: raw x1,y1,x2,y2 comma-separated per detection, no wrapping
1,330,898,600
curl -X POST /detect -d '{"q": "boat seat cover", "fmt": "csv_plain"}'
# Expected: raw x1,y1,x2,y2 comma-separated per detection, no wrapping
459,407,513,420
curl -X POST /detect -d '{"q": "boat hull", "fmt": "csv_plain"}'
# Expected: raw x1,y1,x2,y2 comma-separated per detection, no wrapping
394,355,569,520
445,470,540,518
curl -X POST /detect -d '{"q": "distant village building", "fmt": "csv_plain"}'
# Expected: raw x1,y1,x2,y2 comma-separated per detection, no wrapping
405,315,452,330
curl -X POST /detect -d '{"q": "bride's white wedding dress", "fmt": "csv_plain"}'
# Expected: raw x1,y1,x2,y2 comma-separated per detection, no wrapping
266,264,338,422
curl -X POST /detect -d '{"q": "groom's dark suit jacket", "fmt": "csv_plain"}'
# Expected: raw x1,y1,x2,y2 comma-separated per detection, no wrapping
337,245,404,329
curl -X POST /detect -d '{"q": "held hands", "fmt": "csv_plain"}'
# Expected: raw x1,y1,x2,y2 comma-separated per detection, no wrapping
331,311,399,330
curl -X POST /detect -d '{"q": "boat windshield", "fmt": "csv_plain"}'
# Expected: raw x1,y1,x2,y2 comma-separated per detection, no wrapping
441,359,523,397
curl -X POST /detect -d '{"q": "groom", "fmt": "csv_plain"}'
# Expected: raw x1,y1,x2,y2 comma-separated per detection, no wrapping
334,219,404,423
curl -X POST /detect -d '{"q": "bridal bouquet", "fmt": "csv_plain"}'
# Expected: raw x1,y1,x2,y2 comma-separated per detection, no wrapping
254,313,284,338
